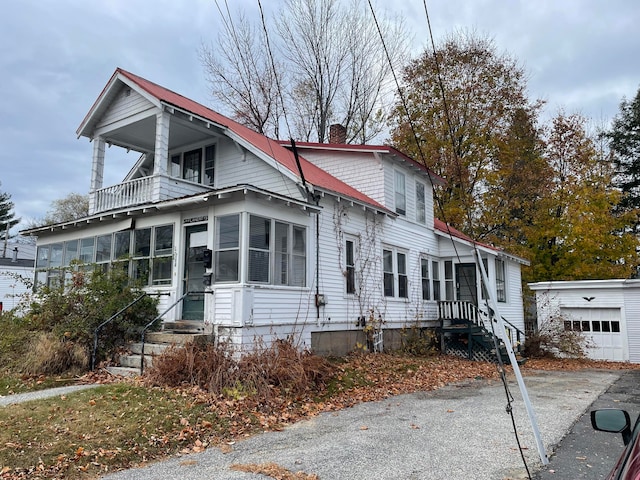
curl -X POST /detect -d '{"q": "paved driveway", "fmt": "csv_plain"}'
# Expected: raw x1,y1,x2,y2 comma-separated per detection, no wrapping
102,369,619,480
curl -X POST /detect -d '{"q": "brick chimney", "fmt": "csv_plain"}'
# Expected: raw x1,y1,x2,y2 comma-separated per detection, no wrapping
329,124,347,144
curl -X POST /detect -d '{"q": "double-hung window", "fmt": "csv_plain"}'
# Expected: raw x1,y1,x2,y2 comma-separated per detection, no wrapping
421,257,431,300
432,260,441,300
170,144,216,186
416,181,426,224
383,247,408,298
495,258,506,302
394,171,406,216
345,238,356,295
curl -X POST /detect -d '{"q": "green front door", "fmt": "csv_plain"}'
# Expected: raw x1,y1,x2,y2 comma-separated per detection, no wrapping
182,224,207,320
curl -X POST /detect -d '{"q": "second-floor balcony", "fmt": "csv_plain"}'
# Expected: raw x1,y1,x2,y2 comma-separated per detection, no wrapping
89,174,212,215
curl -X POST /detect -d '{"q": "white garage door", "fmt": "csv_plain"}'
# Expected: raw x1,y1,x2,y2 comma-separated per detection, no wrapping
560,307,625,361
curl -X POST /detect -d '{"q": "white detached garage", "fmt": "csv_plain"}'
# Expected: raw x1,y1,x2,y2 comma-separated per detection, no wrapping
529,279,640,363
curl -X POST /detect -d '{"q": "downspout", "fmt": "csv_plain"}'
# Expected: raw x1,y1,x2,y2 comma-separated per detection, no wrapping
316,211,320,322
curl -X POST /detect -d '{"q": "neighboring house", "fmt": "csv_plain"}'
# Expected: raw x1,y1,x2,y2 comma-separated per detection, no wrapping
529,280,640,363
0,241,35,312
22,68,528,357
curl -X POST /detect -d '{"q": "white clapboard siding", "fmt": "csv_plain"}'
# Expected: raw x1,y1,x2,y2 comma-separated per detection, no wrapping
623,285,640,363
216,140,304,201
0,267,33,311
300,150,386,205
96,85,155,129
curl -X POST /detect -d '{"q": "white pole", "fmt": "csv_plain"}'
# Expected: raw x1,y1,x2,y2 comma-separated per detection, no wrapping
475,251,549,465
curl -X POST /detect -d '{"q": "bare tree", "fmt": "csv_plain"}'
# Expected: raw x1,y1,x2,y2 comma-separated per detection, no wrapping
202,0,408,143
200,3,283,138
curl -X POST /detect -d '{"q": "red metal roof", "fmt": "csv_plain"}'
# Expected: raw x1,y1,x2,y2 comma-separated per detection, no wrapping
111,68,389,212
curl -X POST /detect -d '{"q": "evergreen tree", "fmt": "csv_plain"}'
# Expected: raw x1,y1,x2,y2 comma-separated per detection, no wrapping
0,183,20,240
606,86,640,229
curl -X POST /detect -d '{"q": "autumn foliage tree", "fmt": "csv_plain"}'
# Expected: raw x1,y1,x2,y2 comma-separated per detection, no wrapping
526,112,639,282
389,32,540,235
390,32,639,282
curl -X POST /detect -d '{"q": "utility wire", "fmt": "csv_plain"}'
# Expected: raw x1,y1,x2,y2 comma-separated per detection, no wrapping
367,0,534,476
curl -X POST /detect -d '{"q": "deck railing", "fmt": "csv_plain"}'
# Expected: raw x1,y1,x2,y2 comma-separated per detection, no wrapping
438,300,525,353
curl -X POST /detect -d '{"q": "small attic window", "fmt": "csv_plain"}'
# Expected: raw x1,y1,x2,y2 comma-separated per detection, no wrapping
123,88,131,98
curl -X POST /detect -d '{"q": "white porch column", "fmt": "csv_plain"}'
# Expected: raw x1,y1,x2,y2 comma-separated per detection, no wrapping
153,111,170,176
90,136,105,192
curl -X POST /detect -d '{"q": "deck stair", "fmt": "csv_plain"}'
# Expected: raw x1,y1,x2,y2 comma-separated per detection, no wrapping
437,301,525,364
107,320,210,376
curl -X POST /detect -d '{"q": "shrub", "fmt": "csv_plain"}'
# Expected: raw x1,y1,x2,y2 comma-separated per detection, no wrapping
523,314,589,358
146,339,335,402
23,332,88,375
400,325,439,356
11,265,158,374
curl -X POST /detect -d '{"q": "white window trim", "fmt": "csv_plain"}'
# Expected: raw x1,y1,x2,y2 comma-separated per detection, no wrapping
383,245,409,299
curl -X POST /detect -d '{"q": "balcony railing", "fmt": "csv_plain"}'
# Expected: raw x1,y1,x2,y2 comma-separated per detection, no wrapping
89,175,212,214
90,177,154,214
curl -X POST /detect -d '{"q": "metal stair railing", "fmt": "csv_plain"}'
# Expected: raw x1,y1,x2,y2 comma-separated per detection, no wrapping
139,291,213,374
91,292,169,371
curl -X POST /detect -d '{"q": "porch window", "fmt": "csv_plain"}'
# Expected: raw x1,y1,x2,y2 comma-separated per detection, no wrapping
496,258,506,302
133,228,151,285
345,238,356,295
249,215,271,283
416,181,426,224
394,171,406,216
36,245,49,269
383,247,408,298
96,234,112,273
113,231,131,274
63,240,79,266
444,260,454,300
48,243,64,287
248,215,306,286
80,238,95,264
215,214,240,282
152,225,174,285
421,257,430,300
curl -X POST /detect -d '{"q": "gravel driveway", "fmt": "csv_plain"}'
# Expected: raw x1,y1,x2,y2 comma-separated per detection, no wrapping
102,369,619,480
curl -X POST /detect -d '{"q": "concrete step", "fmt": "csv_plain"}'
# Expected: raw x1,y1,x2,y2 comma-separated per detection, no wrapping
162,320,206,333
105,366,140,377
118,354,153,368
146,331,210,345
128,342,171,355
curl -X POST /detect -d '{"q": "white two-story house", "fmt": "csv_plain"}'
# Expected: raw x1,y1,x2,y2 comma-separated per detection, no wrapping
24,68,528,357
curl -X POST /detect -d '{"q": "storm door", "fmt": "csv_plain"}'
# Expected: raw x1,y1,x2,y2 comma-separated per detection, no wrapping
456,263,478,305
182,224,207,320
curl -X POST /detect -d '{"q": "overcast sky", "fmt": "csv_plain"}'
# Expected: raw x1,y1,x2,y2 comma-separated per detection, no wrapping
2,0,639,234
